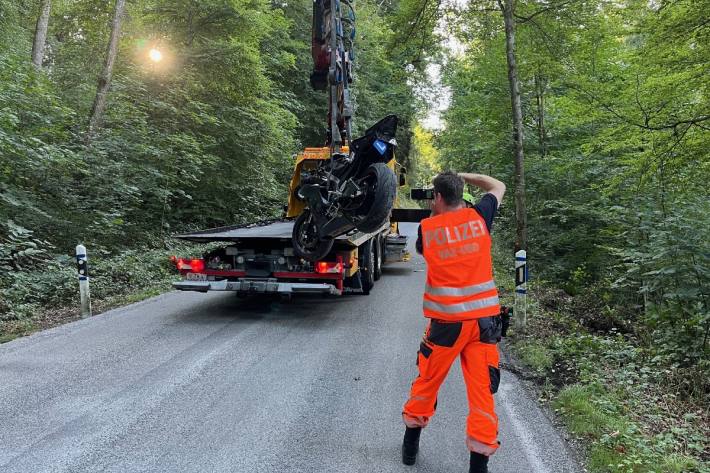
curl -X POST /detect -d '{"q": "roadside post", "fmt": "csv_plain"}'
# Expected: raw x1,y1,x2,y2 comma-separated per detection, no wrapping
76,244,92,318
515,249,527,333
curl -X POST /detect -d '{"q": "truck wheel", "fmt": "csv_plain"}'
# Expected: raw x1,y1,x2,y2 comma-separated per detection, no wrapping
359,238,375,295
373,234,383,281
292,210,334,261
353,163,396,233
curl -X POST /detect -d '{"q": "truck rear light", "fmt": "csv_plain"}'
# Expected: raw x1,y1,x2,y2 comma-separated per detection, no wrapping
171,257,205,272
315,257,343,274
190,259,205,272
171,256,187,270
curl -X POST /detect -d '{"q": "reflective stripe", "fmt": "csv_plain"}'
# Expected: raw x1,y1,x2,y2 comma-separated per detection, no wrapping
425,280,495,297
423,296,500,314
473,407,497,426
402,412,430,428
466,436,499,456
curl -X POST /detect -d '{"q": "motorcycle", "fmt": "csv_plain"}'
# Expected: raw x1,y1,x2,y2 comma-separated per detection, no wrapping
292,115,399,261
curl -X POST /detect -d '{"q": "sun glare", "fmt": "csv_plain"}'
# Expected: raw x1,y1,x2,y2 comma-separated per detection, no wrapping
148,48,163,62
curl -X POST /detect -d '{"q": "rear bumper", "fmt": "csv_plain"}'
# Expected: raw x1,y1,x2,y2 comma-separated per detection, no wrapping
173,279,341,295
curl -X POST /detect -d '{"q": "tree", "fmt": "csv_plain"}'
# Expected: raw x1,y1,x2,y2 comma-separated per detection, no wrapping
31,0,51,68
87,0,126,140
497,0,526,251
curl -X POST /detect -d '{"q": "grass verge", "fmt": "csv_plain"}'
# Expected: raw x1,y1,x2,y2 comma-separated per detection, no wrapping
503,289,709,473
0,240,214,343
491,244,708,473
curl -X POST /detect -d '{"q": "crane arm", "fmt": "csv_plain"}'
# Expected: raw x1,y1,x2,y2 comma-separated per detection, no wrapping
310,0,356,150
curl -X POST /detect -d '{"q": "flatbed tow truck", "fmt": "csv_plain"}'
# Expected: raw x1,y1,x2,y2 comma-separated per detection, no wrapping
172,218,405,297
171,148,427,298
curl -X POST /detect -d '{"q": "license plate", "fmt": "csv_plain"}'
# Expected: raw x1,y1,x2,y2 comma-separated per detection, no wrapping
186,272,207,281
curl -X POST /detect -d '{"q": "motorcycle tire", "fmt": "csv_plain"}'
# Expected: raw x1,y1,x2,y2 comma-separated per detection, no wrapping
292,210,334,261
353,163,396,233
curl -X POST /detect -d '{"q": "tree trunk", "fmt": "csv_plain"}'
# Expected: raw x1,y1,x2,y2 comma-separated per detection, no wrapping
499,0,527,252
535,72,547,157
31,0,52,68
87,0,126,142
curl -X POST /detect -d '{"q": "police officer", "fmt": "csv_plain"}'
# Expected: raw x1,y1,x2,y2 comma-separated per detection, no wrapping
401,171,506,473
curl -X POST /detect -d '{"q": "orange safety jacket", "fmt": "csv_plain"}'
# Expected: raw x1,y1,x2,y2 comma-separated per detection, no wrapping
420,207,500,321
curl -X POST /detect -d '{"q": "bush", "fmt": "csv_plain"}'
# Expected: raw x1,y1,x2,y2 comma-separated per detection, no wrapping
0,239,209,321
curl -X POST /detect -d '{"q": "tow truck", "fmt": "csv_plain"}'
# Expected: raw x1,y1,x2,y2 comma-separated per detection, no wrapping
171,151,424,297
170,0,428,297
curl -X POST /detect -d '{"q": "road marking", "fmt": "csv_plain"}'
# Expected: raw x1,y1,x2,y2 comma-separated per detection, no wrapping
497,380,551,473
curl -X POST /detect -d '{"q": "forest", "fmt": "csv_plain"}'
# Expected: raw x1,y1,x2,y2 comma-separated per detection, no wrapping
0,0,708,471
0,0,419,319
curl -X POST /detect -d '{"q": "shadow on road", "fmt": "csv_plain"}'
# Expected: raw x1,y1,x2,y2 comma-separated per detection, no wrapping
381,266,413,277
169,292,349,327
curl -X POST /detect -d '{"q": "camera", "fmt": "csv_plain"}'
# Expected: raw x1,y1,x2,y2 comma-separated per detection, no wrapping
410,188,435,200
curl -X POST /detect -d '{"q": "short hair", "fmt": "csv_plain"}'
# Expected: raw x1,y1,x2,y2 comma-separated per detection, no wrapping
433,171,464,206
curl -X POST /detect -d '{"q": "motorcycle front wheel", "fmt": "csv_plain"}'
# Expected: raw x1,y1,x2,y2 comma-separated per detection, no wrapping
292,210,334,261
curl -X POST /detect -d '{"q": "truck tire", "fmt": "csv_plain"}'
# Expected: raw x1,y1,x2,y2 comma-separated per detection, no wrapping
292,210,334,261
359,237,375,295
373,234,383,281
353,163,396,233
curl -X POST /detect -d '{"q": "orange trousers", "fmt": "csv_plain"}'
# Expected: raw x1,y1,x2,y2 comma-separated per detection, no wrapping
402,316,502,456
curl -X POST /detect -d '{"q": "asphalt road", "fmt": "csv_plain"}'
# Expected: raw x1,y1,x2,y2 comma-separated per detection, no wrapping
0,223,582,473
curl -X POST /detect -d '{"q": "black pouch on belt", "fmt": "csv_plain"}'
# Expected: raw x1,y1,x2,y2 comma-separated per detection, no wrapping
500,306,512,337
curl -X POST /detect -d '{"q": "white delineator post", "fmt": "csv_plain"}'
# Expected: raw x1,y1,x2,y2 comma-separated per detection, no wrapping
515,249,527,333
76,244,92,318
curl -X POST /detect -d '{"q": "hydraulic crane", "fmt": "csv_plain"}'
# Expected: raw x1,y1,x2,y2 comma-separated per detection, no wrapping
310,0,356,151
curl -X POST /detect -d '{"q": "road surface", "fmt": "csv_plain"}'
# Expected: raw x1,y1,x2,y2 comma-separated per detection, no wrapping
0,223,582,473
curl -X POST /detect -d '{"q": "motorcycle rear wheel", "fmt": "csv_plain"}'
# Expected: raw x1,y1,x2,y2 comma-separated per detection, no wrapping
292,210,334,261
352,163,396,233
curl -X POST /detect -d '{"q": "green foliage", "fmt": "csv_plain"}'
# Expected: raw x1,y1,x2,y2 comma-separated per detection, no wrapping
354,0,419,161
610,195,710,364
555,382,706,473
0,0,425,320
437,0,709,367
512,288,710,473
517,341,553,372
0,220,53,271
0,240,209,323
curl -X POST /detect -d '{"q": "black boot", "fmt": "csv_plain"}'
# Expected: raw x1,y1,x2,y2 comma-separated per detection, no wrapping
469,452,489,473
401,427,422,465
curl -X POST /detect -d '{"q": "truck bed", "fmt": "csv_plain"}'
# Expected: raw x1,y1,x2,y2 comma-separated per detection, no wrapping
173,218,387,248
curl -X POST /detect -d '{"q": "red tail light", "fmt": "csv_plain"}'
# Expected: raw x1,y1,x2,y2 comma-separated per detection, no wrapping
172,257,205,272
315,257,343,274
